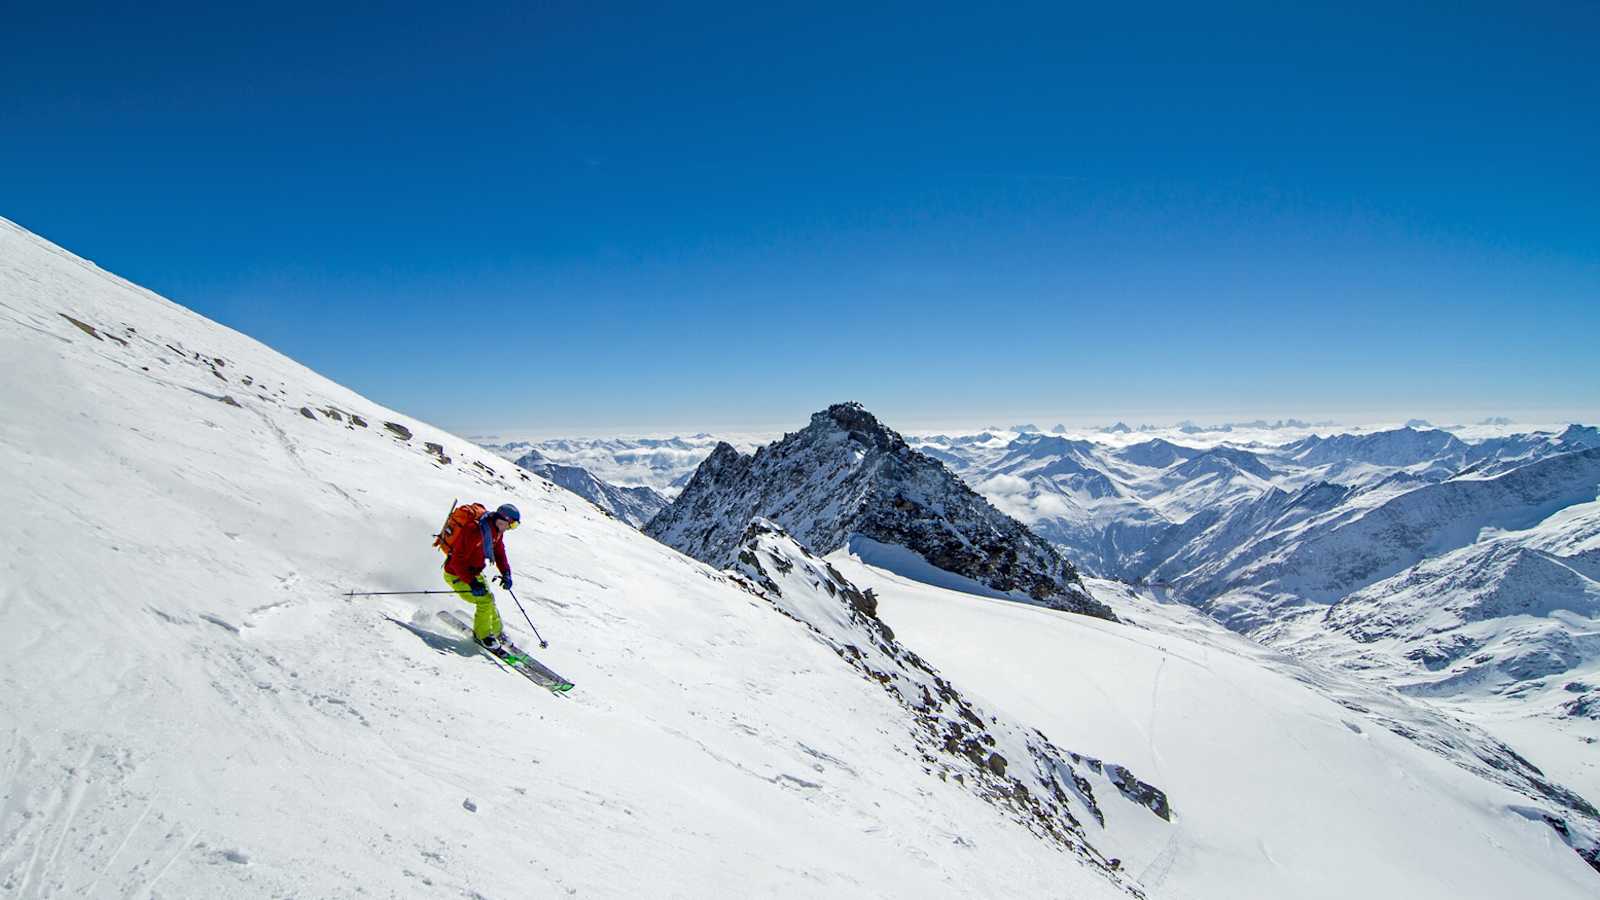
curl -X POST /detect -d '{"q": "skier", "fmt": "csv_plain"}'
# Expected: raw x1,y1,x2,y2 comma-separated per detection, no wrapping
437,502,521,650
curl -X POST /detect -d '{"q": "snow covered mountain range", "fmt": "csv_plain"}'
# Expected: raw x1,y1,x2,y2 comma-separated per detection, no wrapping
481,433,757,496
646,403,1114,619
915,423,1600,810
913,425,1597,582
4,215,1599,894
527,410,1600,773
509,448,668,528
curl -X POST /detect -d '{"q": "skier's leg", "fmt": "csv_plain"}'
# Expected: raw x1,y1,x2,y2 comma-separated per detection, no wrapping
443,571,501,640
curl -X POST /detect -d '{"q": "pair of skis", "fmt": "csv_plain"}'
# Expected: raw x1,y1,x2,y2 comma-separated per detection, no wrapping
436,610,575,694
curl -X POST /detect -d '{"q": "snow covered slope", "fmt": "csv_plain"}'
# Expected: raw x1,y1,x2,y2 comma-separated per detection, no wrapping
0,218,1149,897
729,520,1170,887
828,554,1600,894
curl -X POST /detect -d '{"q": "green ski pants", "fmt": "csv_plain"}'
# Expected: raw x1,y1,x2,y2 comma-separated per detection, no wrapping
443,571,503,640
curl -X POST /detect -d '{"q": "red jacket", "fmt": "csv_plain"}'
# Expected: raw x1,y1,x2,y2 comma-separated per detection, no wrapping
443,512,510,583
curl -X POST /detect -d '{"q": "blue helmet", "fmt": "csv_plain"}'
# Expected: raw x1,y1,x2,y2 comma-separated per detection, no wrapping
496,503,521,524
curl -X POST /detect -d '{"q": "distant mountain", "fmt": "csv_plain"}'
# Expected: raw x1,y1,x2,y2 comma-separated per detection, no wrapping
919,423,1597,590
1325,541,1600,667
1280,426,1469,469
1151,448,1276,524
1168,446,1275,482
1277,496,1600,730
512,450,668,528
646,403,1113,618
1230,418,1317,430
1115,438,1201,470
1171,448,1600,627
481,433,740,495
1559,424,1600,450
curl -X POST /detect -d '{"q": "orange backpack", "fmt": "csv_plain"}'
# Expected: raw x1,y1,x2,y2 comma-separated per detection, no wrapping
433,501,487,553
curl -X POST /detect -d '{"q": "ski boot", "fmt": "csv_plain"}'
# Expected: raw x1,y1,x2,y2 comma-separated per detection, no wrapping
477,632,508,656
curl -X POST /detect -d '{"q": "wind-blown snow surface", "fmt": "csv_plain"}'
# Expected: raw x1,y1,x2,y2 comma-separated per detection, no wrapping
0,219,1143,897
828,555,1600,897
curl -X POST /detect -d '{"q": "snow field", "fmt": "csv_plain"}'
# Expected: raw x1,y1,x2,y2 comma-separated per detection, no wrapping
1,218,1137,897
827,555,1600,899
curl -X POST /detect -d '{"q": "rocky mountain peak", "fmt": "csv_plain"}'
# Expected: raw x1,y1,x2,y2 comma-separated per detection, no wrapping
808,401,904,451
702,440,744,469
646,403,1114,619
1559,424,1600,449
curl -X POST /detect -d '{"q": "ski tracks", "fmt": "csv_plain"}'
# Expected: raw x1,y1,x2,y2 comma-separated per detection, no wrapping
0,737,209,900
1147,654,1168,779
35,746,93,895
252,407,362,508
1,741,95,900
1138,829,1179,891
80,798,152,897
1137,824,1201,899
133,826,201,900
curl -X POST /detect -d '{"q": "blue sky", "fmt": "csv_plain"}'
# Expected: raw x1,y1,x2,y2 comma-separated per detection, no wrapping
3,2,1596,435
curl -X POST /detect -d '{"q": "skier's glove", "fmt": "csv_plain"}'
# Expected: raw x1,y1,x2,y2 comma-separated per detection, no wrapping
495,573,513,590
470,579,488,597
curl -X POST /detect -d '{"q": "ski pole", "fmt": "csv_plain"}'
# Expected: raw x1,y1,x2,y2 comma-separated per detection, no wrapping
343,589,459,598
506,588,549,648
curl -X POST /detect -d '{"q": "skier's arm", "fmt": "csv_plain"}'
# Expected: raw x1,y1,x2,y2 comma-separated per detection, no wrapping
480,516,497,570
482,515,511,577
493,538,511,579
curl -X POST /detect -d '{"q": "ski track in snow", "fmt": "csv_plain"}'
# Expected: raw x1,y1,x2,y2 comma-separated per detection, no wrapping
252,406,363,509
80,796,153,897
1146,654,1167,778
135,827,202,900
1138,829,1182,895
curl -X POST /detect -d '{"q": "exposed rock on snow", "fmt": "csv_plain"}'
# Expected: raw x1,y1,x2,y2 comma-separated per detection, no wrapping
730,519,1164,882
648,403,1112,618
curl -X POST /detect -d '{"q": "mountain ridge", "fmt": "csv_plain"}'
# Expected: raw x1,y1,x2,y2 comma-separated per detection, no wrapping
647,403,1114,619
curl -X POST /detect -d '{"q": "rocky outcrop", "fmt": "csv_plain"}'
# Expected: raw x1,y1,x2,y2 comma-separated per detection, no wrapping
728,520,1164,887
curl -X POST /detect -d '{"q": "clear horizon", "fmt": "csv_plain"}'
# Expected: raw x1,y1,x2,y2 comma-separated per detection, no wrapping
4,3,1596,436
